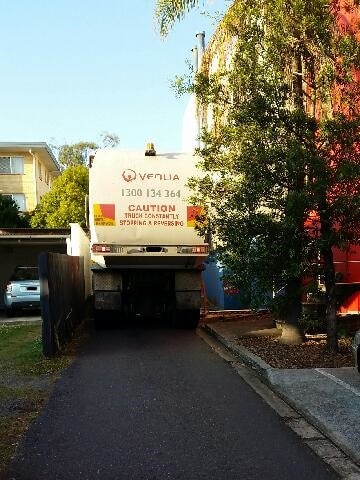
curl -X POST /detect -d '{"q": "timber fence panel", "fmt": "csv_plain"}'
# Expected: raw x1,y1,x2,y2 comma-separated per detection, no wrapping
39,252,85,357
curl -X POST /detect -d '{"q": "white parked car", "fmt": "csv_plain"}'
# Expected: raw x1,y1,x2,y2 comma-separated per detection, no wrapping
3,266,40,317
352,330,360,373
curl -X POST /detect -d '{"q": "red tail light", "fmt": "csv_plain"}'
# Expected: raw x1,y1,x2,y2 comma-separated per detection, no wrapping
177,246,208,254
92,244,111,253
192,246,207,253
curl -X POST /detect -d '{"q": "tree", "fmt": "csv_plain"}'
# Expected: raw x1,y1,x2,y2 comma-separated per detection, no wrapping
31,136,119,229
309,115,360,351
57,142,98,170
168,0,360,349
155,0,201,36
54,134,120,170
190,81,315,345
0,196,29,228
100,132,120,148
30,165,89,228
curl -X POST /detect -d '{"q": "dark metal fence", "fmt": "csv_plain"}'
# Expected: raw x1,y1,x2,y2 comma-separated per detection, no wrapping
39,252,85,357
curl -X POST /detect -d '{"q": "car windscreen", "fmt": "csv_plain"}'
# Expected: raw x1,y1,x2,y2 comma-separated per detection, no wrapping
11,268,39,281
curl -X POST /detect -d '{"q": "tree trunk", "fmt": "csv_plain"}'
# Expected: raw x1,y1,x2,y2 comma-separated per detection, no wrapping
280,275,304,345
279,48,305,346
322,245,338,353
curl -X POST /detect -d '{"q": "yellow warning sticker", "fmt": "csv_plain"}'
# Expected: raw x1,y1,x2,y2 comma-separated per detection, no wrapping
93,204,115,226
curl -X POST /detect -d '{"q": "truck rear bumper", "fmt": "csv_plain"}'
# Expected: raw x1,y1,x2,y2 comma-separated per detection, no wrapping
91,253,207,270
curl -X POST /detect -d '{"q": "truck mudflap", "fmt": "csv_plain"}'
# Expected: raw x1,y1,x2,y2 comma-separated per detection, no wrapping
175,291,202,310
175,271,202,310
94,291,122,311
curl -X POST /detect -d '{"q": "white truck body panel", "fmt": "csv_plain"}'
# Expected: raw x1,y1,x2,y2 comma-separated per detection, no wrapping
89,149,207,268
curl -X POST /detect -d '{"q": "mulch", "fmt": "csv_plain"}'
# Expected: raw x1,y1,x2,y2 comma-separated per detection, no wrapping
236,335,354,369
203,309,355,369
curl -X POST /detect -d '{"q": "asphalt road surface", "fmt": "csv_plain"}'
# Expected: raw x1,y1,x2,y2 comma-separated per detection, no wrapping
4,325,338,480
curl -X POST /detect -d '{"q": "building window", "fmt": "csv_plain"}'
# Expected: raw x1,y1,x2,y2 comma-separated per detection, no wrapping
0,156,24,174
2,193,26,211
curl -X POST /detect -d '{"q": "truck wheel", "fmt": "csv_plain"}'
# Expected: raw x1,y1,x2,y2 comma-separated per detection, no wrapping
172,310,200,329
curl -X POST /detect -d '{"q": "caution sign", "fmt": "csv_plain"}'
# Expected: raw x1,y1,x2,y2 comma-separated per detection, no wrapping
93,204,115,226
187,206,204,227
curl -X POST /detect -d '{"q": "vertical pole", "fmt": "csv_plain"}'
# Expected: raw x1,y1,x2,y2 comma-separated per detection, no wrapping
195,32,205,150
196,31,205,69
39,252,56,357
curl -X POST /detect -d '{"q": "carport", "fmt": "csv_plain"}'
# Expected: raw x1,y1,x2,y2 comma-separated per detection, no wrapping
0,228,70,308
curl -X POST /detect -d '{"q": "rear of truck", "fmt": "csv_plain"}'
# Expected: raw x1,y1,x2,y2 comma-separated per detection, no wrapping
88,146,208,327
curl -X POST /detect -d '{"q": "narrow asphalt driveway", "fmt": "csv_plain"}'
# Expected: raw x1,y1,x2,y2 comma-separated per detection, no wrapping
4,326,338,480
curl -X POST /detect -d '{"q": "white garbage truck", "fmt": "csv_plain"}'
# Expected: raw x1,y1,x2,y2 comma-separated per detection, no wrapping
88,144,208,327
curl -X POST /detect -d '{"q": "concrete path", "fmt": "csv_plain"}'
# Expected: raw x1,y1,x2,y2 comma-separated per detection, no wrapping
0,310,41,325
203,319,360,478
3,327,338,480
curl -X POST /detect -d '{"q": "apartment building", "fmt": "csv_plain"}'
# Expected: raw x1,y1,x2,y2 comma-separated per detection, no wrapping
0,142,60,212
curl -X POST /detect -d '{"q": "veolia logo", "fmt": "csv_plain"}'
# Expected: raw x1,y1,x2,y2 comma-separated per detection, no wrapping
122,169,137,182
122,169,180,182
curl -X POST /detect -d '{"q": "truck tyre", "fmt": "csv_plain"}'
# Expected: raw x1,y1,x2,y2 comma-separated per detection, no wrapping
172,310,200,329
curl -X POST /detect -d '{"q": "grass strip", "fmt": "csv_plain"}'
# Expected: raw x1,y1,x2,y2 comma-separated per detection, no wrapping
0,322,88,475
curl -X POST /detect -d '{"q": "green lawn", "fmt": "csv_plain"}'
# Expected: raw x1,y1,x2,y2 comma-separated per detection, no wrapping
0,322,86,475
0,324,70,375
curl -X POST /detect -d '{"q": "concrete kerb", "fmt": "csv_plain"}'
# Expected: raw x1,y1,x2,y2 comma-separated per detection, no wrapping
0,317,42,326
201,323,360,478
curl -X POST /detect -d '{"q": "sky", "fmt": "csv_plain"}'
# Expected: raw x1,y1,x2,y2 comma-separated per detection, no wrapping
0,0,228,154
